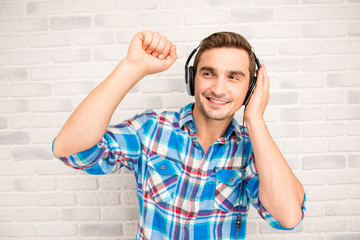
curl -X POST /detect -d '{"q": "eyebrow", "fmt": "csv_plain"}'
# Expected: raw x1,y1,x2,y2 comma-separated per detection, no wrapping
199,66,246,78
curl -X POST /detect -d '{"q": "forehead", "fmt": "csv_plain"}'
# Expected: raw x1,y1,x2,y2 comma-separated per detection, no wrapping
197,47,250,74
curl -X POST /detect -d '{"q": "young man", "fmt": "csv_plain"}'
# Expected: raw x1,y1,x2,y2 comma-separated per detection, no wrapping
53,30,305,240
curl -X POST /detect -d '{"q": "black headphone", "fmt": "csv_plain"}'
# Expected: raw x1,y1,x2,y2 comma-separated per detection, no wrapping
185,46,261,107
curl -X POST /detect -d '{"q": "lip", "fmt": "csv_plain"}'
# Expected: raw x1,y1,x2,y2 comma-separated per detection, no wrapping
206,96,229,106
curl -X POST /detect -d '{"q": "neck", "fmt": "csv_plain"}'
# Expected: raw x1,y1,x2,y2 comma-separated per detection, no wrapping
192,104,233,152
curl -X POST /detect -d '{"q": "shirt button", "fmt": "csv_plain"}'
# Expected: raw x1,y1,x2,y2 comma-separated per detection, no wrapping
230,177,234,182
199,169,203,173
187,224,191,229
161,165,166,170
192,139,197,146
192,198,196,202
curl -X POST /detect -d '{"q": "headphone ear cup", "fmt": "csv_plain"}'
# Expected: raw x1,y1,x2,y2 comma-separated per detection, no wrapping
243,76,257,107
189,66,195,96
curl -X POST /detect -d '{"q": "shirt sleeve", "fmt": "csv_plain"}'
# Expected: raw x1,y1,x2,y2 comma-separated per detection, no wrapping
244,153,306,230
52,110,157,175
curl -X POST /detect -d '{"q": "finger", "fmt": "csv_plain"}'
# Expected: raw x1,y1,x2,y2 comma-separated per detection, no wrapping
166,44,177,63
140,30,153,50
262,64,270,91
158,39,172,60
152,35,167,58
145,32,161,54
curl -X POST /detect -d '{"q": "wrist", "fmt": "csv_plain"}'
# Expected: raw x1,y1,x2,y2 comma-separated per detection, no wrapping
120,58,148,80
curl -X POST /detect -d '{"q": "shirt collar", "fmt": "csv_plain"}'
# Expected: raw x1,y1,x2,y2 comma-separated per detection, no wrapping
179,103,242,141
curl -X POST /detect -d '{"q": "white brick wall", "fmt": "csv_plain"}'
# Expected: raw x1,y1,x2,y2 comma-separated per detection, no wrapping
0,0,359,239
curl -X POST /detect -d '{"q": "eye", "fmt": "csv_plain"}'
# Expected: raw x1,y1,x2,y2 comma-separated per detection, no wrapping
203,71,213,77
229,75,239,81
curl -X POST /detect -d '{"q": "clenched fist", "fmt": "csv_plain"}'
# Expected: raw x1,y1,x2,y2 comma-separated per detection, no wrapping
125,30,178,76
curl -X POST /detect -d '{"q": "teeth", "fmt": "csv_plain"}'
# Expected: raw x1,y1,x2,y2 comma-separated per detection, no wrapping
209,98,226,104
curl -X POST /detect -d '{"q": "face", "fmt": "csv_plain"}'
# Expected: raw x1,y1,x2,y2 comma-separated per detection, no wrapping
193,47,250,122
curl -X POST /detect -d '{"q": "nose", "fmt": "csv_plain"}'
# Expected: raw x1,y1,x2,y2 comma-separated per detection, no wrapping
211,76,227,96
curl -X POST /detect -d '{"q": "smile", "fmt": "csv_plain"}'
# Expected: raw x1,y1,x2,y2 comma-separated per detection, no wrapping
207,97,228,105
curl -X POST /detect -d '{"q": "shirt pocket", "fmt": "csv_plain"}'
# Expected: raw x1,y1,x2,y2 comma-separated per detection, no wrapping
214,169,243,213
145,155,181,203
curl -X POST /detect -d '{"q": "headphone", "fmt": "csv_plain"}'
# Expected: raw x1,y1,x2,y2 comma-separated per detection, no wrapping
185,46,261,107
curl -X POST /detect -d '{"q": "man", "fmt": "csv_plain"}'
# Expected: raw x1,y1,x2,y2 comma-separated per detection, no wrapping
53,30,306,240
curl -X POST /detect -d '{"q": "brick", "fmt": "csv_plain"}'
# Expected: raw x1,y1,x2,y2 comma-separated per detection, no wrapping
8,18,48,32
0,68,27,82
324,6,360,19
348,56,360,70
348,155,360,168
13,146,53,160
282,139,327,154
36,223,77,237
0,35,28,49
0,131,30,144
350,218,360,231
60,208,100,221
279,41,322,56
250,41,277,56
301,90,344,104
36,161,78,176
324,40,360,55
254,0,299,4
102,207,139,220
279,73,325,89
349,186,360,199
0,224,36,237
326,106,360,120
11,83,52,97
296,171,326,186
141,11,184,26
95,14,138,28
327,234,360,240
0,193,33,206
302,57,345,72
0,178,14,191
306,186,347,201
280,107,323,121
14,177,57,191
0,147,10,160
100,175,136,190
231,8,274,22
116,29,140,44
34,193,77,206
123,221,138,238
80,223,122,236
78,192,121,205
263,58,300,71
349,23,360,36
347,90,360,104
8,50,50,65
0,100,27,113
266,123,300,138
51,16,92,30
268,91,298,105
0,208,16,222
11,113,69,129
305,217,348,232
27,0,68,16
58,176,99,190
29,99,73,113
303,123,345,137
54,81,94,96
94,47,127,61
121,191,138,205
302,23,346,37
0,84,9,97
326,201,360,216
30,33,71,48
16,208,58,221
328,171,360,184
160,0,205,8
70,0,114,13
329,138,360,152
74,64,116,79
255,24,299,38
303,155,345,170
327,73,360,87
0,3,25,17
73,31,114,46
141,77,185,93
302,0,344,3
119,94,163,110
0,53,6,65
31,66,71,80
163,93,193,108
305,202,325,217
116,0,158,10
277,7,321,21
0,20,5,33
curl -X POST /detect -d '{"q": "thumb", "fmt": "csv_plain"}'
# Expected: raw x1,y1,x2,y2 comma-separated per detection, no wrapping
165,44,178,65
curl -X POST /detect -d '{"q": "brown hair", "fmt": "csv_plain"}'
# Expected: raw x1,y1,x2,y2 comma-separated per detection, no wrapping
193,32,256,80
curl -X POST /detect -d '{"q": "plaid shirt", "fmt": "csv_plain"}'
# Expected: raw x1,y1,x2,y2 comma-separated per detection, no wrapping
53,103,306,240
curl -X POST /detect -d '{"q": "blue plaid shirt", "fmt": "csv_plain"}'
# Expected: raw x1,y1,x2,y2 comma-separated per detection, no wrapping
53,103,306,240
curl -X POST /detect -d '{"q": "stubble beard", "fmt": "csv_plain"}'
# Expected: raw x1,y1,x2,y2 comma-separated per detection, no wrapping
195,92,233,121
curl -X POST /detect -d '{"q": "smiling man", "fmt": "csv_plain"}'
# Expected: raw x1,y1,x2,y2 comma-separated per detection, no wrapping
52,30,306,240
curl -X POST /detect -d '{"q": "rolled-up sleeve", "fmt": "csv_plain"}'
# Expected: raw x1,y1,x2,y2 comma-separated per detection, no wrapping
245,154,306,230
52,110,157,175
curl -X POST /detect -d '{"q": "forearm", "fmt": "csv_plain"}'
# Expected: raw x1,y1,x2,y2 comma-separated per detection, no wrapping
53,60,145,157
245,118,304,228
